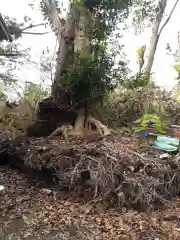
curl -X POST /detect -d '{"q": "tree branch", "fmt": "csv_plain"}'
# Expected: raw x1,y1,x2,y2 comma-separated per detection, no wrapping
20,23,46,32
0,53,23,57
44,0,63,38
158,0,180,36
7,23,47,39
22,31,49,35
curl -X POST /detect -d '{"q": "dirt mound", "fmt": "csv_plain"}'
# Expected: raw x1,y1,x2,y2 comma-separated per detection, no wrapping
0,133,179,210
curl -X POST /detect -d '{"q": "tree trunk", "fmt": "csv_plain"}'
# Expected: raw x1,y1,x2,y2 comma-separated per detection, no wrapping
45,0,76,99
145,0,179,74
73,108,86,134
142,0,179,114
145,0,167,74
68,6,92,134
43,0,111,138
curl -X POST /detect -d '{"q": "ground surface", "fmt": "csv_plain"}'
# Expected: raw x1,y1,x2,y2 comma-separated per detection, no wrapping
0,166,180,240
0,134,180,239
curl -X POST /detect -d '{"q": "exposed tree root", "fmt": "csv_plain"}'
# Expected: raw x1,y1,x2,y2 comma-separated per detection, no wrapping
86,114,111,136
48,112,111,139
48,109,86,139
48,124,74,139
72,108,86,136
29,97,111,140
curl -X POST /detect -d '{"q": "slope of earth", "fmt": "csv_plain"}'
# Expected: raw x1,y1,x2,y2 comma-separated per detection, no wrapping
0,166,180,240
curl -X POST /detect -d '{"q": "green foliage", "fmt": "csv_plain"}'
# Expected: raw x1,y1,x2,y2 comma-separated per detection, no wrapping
136,45,146,63
101,87,145,128
101,86,179,129
136,114,169,134
0,84,6,101
67,0,131,106
23,82,49,107
0,16,30,95
122,72,154,89
132,0,158,33
173,63,180,80
64,43,126,105
86,0,132,40
174,64,180,73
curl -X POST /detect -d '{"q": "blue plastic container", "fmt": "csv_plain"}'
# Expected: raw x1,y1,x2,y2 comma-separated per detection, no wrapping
140,131,149,137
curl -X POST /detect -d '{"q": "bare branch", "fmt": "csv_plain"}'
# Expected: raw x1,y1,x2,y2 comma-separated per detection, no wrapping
22,31,49,35
44,0,63,38
20,23,46,32
7,23,47,39
159,0,180,36
0,53,23,57
145,0,167,73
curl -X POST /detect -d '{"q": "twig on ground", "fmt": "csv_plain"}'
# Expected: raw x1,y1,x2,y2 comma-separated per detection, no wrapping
128,150,153,161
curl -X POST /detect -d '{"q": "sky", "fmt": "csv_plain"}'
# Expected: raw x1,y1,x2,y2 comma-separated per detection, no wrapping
1,0,180,98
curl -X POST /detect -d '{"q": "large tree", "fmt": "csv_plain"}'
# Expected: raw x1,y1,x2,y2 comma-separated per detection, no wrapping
39,0,131,137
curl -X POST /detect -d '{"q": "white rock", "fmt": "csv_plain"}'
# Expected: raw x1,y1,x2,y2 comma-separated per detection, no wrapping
0,185,5,191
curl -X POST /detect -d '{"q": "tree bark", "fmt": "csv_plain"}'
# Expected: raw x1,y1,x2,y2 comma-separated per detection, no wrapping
69,6,92,134
53,10,75,91
145,0,167,74
86,114,111,136
44,0,111,138
73,108,86,134
45,0,76,99
145,0,179,74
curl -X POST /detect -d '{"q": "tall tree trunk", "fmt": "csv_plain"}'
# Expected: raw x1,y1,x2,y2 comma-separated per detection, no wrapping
143,0,179,114
72,6,92,134
145,0,179,74
145,0,167,74
44,0,111,137
45,0,76,99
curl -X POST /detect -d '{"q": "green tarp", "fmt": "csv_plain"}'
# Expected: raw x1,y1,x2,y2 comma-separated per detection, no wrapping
153,135,180,152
